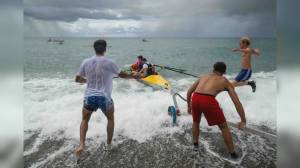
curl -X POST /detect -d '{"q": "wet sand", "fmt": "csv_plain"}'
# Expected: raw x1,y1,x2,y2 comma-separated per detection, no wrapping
24,125,276,168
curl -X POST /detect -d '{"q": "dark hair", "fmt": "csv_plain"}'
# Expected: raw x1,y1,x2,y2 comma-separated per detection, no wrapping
94,39,107,55
213,62,226,74
137,55,143,59
142,58,147,62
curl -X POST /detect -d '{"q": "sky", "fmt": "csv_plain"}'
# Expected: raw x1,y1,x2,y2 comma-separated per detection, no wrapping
24,0,276,37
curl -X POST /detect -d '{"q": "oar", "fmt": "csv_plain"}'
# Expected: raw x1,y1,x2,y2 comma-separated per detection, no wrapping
169,69,199,78
162,67,198,78
165,67,186,73
154,64,186,72
154,64,198,77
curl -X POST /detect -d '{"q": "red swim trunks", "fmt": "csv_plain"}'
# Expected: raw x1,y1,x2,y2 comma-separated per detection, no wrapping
191,92,226,126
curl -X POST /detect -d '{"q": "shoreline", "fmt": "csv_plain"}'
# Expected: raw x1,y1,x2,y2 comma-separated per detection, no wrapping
24,125,276,168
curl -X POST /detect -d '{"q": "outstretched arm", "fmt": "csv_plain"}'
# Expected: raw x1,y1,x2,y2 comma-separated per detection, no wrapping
139,67,147,74
226,80,246,129
252,48,260,56
233,48,260,56
187,79,200,114
232,48,251,53
119,71,140,79
75,75,87,84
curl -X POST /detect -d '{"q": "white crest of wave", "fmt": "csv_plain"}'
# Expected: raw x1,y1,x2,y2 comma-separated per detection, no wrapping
24,71,276,143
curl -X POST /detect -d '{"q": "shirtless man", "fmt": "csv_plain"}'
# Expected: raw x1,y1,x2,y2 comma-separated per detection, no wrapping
187,62,246,158
232,37,260,92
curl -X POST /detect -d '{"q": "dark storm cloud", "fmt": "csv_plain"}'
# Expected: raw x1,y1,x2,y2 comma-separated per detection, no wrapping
24,0,142,21
24,0,122,9
24,0,276,37
24,6,141,22
144,0,276,37
1,0,22,6
217,0,275,16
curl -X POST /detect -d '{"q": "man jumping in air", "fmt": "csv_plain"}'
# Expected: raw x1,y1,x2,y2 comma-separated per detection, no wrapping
187,62,246,159
74,39,139,157
232,37,260,92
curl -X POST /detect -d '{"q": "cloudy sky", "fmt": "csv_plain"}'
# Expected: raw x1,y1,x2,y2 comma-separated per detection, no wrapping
24,0,276,37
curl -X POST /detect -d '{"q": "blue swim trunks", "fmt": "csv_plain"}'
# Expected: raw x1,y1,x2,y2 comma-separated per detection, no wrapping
83,96,113,113
234,69,252,82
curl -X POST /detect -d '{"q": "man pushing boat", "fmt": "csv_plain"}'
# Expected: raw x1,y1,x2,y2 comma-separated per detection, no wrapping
187,62,246,159
74,39,139,157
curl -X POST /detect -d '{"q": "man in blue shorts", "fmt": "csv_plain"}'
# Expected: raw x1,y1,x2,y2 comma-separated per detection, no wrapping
74,39,138,157
231,37,260,92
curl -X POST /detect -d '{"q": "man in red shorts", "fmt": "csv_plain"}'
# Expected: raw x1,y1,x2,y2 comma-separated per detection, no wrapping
186,62,246,159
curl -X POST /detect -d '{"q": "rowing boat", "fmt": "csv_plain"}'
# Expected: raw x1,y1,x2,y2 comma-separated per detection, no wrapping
123,65,171,90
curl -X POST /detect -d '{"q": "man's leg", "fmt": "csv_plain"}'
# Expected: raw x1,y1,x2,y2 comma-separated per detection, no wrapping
218,122,234,153
232,80,256,92
231,80,248,87
75,108,92,156
192,122,200,144
104,104,114,145
192,121,200,151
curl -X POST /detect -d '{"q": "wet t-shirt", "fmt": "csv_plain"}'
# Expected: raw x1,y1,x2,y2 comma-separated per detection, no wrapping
78,56,120,98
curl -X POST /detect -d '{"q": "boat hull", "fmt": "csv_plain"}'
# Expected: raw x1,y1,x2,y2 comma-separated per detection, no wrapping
139,74,171,90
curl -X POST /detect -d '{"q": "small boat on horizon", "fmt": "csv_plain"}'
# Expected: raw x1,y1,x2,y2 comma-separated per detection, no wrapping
47,38,64,44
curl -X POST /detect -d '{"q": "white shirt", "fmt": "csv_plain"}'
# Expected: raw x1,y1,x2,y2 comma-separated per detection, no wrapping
142,63,148,69
78,56,120,98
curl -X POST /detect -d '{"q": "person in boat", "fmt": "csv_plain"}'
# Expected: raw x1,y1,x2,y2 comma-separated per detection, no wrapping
231,37,260,92
138,58,156,78
186,62,246,159
74,39,139,157
131,55,143,72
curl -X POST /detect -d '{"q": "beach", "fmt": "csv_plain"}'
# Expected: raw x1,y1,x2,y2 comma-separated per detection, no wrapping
24,37,276,168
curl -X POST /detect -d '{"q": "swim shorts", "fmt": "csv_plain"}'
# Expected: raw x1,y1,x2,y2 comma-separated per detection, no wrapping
83,96,113,113
191,93,226,126
234,69,252,82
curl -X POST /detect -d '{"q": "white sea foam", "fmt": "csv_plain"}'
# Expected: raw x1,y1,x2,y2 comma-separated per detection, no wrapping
24,71,276,144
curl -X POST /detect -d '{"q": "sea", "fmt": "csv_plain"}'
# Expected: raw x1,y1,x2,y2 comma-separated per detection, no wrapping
24,37,276,168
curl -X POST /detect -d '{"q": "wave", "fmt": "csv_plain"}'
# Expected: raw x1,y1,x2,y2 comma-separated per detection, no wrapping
24,71,276,143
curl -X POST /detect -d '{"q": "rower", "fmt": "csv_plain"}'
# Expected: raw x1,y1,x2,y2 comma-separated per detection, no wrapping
131,55,143,72
139,58,156,78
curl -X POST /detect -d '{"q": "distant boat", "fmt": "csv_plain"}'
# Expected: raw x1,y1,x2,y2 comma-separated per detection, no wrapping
48,38,64,44
54,39,63,42
142,38,147,42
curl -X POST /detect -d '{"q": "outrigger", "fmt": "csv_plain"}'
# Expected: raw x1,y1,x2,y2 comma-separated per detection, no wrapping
125,64,197,124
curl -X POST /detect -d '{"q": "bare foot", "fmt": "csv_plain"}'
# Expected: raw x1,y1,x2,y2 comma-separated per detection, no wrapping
74,144,85,157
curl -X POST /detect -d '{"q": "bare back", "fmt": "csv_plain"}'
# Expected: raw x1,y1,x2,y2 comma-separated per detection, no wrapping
194,73,228,96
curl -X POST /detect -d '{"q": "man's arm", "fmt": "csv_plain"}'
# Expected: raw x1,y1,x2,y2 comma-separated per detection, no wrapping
75,75,87,84
186,79,200,114
233,48,260,56
232,48,251,53
251,48,260,56
139,66,147,73
226,80,246,129
119,71,140,79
